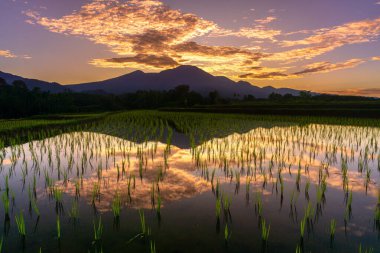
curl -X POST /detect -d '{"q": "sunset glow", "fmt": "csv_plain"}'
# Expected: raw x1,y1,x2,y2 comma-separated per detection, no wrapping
0,0,379,95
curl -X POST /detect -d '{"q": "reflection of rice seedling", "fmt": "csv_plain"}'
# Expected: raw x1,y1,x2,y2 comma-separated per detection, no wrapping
261,219,270,242
295,244,301,253
15,211,26,237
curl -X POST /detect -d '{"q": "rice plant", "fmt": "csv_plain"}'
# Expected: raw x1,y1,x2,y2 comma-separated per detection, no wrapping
261,219,270,242
111,193,122,218
56,216,61,240
15,211,26,237
93,217,103,242
330,219,336,239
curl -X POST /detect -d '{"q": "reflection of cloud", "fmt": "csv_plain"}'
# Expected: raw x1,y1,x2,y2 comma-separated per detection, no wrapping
55,137,210,211
372,56,380,61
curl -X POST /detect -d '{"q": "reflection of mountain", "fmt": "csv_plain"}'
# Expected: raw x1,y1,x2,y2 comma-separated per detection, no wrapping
44,123,378,211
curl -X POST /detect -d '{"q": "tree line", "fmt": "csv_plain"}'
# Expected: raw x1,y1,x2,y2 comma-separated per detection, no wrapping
0,78,376,118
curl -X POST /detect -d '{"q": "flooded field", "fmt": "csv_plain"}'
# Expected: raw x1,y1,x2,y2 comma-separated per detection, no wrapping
0,112,379,253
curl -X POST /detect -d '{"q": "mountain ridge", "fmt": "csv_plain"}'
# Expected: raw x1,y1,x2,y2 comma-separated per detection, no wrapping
0,65,303,98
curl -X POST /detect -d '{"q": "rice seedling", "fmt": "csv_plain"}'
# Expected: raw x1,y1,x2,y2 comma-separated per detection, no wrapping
93,217,103,242
111,193,122,218
300,216,306,239
330,219,336,239
15,211,26,237
261,219,270,242
31,197,40,217
215,196,222,219
359,244,374,253
56,216,61,240
224,224,231,243
139,209,146,235
150,240,156,253
157,194,162,215
1,192,10,218
69,201,79,220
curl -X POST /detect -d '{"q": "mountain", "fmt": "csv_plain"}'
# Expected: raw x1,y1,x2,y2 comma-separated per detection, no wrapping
0,71,65,93
1,66,302,98
67,65,301,98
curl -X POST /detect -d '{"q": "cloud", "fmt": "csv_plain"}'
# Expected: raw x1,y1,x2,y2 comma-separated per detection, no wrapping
26,0,267,72
255,16,277,24
240,71,288,79
210,26,281,41
91,54,179,68
0,50,16,58
327,88,380,97
237,58,366,80
24,0,380,83
293,59,365,75
372,56,380,61
271,18,380,61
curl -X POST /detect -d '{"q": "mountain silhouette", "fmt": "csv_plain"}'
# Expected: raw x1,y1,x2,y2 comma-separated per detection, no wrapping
1,66,302,98
0,71,65,93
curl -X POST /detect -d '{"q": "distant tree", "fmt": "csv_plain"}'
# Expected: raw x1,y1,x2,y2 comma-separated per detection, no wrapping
283,93,294,100
0,77,7,86
209,90,220,104
300,91,312,99
268,92,283,100
12,80,28,90
243,94,256,101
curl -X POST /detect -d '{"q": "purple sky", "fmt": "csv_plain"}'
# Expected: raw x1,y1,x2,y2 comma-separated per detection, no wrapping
0,0,380,96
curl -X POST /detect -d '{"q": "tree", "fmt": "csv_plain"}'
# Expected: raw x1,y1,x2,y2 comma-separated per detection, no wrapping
209,90,220,104
0,77,7,86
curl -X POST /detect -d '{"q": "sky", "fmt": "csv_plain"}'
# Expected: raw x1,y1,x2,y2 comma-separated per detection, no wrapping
0,0,380,96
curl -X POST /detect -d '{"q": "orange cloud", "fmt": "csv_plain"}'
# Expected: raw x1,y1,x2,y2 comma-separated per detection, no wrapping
326,88,380,97
273,18,380,61
0,49,16,58
24,0,380,83
255,16,277,24
293,58,365,75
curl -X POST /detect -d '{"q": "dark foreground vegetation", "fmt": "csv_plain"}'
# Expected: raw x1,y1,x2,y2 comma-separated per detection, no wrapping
1,77,379,118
